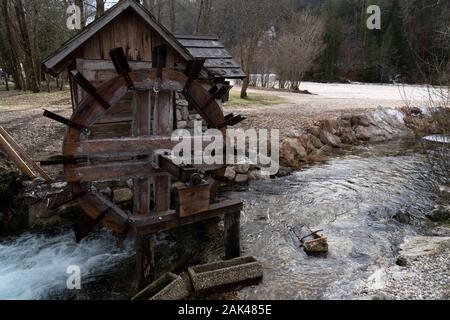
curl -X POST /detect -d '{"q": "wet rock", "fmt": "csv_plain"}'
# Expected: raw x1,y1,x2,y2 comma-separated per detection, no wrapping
319,130,342,148
235,164,250,174
439,186,450,198
354,125,389,142
303,238,328,254
50,182,68,189
224,167,236,181
426,205,450,222
319,119,339,135
22,177,46,189
393,210,411,224
113,188,133,204
177,121,188,129
176,98,189,107
276,166,293,177
235,174,249,184
308,134,324,149
396,256,409,267
351,115,371,127
339,126,357,144
307,125,321,138
280,138,307,168
248,169,269,181
100,187,113,200
176,109,182,122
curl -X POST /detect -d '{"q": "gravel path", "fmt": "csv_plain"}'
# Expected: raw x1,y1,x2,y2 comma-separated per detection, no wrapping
0,90,72,177
227,83,429,137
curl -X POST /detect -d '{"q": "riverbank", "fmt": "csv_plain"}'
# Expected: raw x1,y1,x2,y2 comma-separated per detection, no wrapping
358,236,450,300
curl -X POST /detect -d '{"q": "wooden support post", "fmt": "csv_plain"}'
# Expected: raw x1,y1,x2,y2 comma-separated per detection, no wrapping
224,211,241,260
132,91,152,216
154,91,173,213
135,234,156,290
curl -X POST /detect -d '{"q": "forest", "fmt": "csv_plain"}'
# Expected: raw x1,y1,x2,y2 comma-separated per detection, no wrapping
0,0,449,94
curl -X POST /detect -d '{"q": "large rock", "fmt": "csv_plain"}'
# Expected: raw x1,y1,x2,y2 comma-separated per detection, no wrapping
439,186,450,198
224,166,236,180
354,125,390,142
308,134,324,149
235,174,249,184
339,126,357,144
280,138,307,168
113,188,133,204
427,205,450,222
351,115,371,127
319,130,342,148
235,164,250,174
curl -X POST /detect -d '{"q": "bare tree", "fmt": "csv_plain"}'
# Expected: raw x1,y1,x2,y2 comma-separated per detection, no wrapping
14,0,40,92
0,0,24,90
196,0,213,34
272,11,324,91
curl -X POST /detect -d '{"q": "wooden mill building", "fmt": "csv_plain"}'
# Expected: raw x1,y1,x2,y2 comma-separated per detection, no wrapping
42,0,246,290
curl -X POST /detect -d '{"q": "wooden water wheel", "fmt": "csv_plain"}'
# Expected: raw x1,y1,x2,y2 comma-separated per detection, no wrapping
43,48,244,288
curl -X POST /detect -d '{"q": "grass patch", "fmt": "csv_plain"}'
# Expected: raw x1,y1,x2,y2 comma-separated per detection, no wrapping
225,91,287,107
0,89,71,108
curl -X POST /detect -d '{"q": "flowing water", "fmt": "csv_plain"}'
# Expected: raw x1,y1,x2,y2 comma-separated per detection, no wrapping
0,140,446,300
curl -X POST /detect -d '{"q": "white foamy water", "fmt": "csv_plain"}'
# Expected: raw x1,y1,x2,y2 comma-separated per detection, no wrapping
0,230,133,300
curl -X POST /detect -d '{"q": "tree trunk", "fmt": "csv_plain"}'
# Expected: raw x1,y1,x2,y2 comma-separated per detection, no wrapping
14,0,40,92
4,73,9,91
96,0,104,19
169,0,176,32
46,73,50,93
59,73,65,91
240,77,249,99
196,0,212,34
0,0,23,90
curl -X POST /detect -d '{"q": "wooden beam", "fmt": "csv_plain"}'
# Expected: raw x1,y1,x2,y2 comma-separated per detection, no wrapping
135,234,156,290
66,161,159,183
225,211,241,259
0,126,51,181
0,130,36,179
65,136,176,158
132,199,243,236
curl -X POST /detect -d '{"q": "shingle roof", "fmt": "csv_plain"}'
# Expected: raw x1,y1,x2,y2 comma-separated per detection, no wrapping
176,35,246,79
42,0,245,80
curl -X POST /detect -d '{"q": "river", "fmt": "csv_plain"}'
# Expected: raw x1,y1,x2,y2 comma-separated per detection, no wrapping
0,139,447,300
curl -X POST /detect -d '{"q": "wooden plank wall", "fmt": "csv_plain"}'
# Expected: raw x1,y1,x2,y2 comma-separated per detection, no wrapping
69,10,183,140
